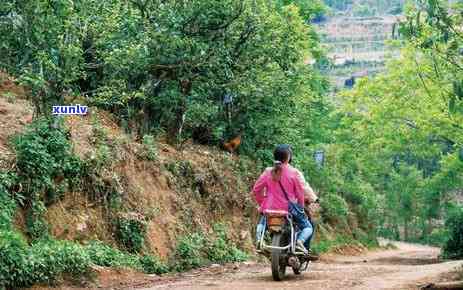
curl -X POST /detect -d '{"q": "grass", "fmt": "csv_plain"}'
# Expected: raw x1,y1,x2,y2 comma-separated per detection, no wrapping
311,233,377,255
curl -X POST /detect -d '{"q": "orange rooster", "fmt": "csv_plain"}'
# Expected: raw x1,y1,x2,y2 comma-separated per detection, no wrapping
223,135,241,153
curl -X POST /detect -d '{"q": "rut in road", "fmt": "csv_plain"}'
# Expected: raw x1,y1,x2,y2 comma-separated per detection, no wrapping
139,241,463,290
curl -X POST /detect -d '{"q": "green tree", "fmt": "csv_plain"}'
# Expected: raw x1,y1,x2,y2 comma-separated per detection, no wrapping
0,0,85,114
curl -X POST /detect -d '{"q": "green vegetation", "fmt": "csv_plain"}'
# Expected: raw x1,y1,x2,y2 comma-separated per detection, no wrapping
140,135,158,161
172,224,248,272
85,241,168,274
311,234,368,254
206,224,248,264
173,233,208,271
10,118,82,240
0,0,463,287
320,193,349,222
0,234,169,289
0,114,252,286
0,0,326,152
115,215,147,253
329,0,463,256
0,176,16,231
442,206,463,259
0,119,167,288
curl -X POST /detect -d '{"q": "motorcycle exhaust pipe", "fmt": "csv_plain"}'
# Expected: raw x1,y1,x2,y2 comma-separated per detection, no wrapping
288,256,300,269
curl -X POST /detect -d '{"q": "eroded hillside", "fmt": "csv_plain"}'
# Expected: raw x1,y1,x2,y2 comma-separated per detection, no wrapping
0,76,259,257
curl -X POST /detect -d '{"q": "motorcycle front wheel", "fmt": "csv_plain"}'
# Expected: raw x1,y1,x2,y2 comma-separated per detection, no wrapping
271,233,287,281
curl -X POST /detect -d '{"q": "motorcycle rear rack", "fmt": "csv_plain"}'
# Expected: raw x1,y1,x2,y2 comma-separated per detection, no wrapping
258,215,307,256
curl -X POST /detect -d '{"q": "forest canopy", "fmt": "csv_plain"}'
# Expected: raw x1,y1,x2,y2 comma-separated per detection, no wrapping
0,0,328,161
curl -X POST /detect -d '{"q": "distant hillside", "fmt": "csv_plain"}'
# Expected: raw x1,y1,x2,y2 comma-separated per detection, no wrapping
319,0,405,91
317,15,401,88
324,0,405,16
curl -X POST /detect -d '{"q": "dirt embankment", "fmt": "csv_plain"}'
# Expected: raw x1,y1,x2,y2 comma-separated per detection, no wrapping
0,74,259,260
0,72,32,170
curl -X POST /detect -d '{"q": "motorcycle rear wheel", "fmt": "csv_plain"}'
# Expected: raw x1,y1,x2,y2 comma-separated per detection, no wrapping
271,233,287,281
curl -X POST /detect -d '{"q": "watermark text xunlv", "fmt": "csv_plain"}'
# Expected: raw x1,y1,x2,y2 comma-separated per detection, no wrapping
52,104,88,115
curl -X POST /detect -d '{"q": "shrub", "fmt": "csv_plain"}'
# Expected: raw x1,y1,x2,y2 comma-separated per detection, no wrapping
166,160,194,178
311,238,333,254
443,206,463,259
172,225,248,271
0,230,31,288
53,242,91,278
423,227,449,246
207,224,248,263
377,226,398,240
141,135,158,161
91,117,109,145
12,118,83,240
173,232,207,271
13,118,79,204
25,200,49,240
13,123,54,201
84,240,141,269
95,144,111,168
352,228,378,248
27,239,91,284
1,233,168,288
311,235,358,254
139,255,169,275
84,241,167,274
1,232,92,288
115,215,147,253
320,193,349,222
0,184,16,230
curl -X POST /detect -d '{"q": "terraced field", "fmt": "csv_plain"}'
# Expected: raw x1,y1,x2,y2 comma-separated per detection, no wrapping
317,15,402,88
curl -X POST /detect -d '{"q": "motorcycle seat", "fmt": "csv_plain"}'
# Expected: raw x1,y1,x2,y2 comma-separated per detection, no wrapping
264,210,288,217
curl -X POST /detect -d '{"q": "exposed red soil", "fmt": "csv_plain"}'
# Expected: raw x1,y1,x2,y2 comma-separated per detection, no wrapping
0,72,33,170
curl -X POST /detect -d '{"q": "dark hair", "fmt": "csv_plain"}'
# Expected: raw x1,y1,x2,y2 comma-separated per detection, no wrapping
272,144,292,181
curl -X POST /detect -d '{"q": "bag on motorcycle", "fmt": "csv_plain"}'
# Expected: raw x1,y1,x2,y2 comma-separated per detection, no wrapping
278,181,309,221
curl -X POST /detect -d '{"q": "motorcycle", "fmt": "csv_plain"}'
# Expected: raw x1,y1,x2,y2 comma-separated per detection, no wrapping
257,210,313,281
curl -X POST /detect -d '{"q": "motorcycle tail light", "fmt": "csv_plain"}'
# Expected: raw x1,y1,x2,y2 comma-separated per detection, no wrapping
267,216,285,227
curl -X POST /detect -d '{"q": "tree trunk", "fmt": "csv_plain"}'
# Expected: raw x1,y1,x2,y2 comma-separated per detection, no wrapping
393,217,400,240
167,105,186,145
404,220,409,241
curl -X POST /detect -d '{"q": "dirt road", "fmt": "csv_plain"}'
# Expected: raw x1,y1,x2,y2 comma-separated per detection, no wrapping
139,241,462,290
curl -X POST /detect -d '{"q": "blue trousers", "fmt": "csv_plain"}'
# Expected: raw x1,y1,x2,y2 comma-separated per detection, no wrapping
256,213,314,247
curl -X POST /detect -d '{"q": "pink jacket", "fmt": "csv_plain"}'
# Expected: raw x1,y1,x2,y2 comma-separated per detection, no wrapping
252,164,317,214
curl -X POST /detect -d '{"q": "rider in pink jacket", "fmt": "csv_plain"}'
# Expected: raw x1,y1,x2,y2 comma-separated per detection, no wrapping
253,163,317,213
252,145,318,253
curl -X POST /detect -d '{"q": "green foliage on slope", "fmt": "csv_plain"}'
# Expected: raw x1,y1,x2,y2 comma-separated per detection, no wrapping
0,119,168,288
443,206,463,259
0,0,327,152
172,223,248,271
